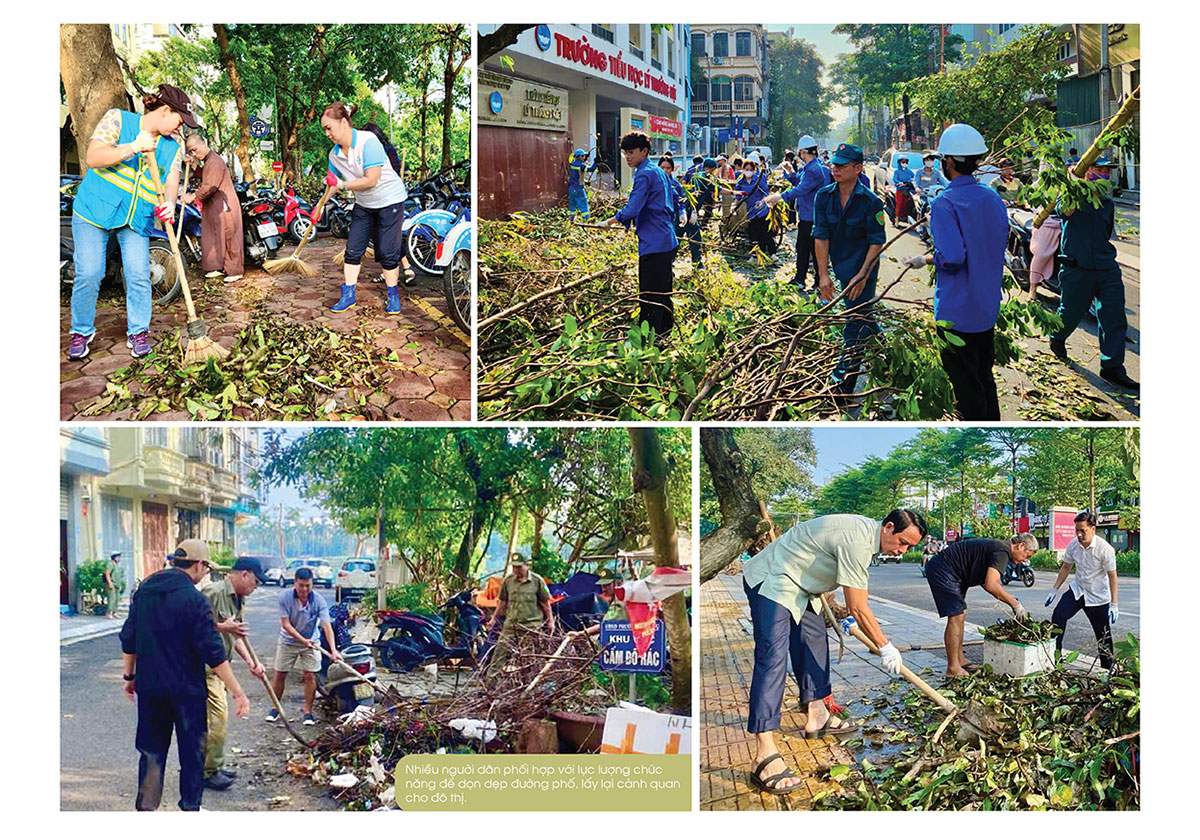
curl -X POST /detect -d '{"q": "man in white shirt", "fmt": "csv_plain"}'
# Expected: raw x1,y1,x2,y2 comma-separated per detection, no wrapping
1044,510,1118,669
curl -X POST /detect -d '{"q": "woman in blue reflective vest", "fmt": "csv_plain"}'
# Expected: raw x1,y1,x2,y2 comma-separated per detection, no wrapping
67,85,195,362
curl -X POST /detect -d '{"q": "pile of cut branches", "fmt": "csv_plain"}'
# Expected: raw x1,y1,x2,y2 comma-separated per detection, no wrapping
813,634,1140,811
982,617,1062,644
478,207,1058,421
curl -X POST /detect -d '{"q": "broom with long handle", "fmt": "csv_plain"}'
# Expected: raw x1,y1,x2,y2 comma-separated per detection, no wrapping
146,152,228,363
262,181,338,276
332,148,405,267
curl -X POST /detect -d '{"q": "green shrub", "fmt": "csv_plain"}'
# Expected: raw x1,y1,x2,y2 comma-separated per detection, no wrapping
1029,550,1061,571
385,583,438,615
75,560,109,596
1116,551,1139,576
902,549,923,563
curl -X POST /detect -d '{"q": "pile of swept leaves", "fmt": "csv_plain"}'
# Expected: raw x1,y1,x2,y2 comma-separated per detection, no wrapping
78,308,393,421
982,618,1062,644
813,634,1140,811
1011,353,1124,421
478,206,1059,421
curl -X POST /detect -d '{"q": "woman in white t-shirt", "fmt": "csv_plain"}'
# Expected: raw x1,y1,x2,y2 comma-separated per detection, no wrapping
1044,510,1119,669
319,102,409,314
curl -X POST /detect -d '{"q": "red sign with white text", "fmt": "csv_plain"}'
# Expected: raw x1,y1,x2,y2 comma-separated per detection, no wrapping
552,33,679,103
1051,507,1078,551
649,115,683,140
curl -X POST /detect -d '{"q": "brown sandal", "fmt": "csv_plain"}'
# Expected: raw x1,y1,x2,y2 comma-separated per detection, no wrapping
749,753,802,795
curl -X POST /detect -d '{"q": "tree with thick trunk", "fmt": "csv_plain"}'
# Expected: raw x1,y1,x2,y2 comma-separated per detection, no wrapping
439,24,470,171
699,429,771,584
214,25,256,183
629,428,691,713
60,24,130,177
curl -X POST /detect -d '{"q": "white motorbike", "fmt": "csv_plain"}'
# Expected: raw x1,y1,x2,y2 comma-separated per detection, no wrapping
432,204,471,334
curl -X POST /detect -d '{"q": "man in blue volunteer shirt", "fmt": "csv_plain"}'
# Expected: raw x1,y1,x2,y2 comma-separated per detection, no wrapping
905,124,1009,420
568,149,597,220
762,135,831,291
606,132,680,338
267,567,340,727
813,143,887,396
660,156,701,268
1047,157,1138,391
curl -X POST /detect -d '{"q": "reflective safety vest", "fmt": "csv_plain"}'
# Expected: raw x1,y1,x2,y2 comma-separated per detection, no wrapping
72,110,180,237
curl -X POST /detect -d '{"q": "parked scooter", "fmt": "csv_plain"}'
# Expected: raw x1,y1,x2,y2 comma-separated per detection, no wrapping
234,181,282,265
279,184,318,244
433,202,472,333
174,199,204,267
1006,207,1061,295
60,212,181,306
373,590,484,672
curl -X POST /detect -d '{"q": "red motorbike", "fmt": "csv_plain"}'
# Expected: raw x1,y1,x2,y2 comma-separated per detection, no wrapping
279,184,317,244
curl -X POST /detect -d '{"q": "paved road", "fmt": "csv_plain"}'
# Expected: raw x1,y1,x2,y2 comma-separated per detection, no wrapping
866,562,1140,662
61,585,337,811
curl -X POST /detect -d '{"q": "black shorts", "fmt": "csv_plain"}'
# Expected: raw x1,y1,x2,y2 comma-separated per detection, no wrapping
344,201,404,270
925,554,967,617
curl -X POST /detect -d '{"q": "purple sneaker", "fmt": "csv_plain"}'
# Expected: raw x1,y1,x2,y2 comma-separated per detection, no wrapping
126,331,153,358
67,333,93,361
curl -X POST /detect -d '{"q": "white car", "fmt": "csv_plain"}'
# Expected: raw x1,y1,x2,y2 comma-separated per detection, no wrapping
335,558,377,602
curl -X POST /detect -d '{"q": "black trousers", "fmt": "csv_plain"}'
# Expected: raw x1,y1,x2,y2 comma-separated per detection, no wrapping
344,201,405,269
135,690,208,811
939,326,1000,420
745,580,830,733
637,248,676,336
746,216,777,256
1052,590,1114,669
794,220,817,287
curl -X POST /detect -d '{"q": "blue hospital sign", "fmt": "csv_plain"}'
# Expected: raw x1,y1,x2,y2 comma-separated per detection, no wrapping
599,619,665,674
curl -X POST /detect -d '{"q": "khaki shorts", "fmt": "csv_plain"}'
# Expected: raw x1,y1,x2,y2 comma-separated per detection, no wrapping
274,641,320,673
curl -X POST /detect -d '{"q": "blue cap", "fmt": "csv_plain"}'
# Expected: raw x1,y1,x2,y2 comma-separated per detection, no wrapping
702,157,717,168
830,143,864,165
573,149,586,157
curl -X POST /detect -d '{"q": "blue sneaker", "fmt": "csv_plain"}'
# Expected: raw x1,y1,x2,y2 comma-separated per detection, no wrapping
331,284,356,312
386,285,402,314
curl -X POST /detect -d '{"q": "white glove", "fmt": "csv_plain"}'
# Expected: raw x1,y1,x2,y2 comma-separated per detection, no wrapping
1109,604,1119,625
1044,588,1061,608
904,255,927,269
1012,600,1029,620
878,642,903,675
130,131,157,154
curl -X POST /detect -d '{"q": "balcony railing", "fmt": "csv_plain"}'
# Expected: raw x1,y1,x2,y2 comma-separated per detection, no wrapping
630,45,644,60
591,25,614,44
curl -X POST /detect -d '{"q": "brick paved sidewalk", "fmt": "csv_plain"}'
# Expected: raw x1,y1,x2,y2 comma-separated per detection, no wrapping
60,236,471,421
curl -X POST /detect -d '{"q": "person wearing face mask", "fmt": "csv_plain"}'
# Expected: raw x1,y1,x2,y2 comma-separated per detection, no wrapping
892,156,917,224
759,136,830,291
1047,157,1138,391
734,158,775,258
904,124,1008,420
67,84,195,362
1044,511,1118,670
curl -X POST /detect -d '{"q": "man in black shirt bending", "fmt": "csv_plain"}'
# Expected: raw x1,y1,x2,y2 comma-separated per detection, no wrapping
924,533,1038,676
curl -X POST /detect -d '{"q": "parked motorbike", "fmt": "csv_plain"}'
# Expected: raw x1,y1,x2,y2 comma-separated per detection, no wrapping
279,184,318,244
325,193,352,239
234,182,282,265
1006,207,1060,294
433,202,472,333
174,199,204,267
1000,560,1036,588
60,212,181,306
372,590,484,672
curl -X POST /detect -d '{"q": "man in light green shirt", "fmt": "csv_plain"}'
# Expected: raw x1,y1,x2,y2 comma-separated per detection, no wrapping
485,554,553,678
743,509,927,795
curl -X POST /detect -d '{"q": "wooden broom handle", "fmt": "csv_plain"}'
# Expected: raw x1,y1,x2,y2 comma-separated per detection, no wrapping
845,622,957,715
145,151,199,321
289,182,337,259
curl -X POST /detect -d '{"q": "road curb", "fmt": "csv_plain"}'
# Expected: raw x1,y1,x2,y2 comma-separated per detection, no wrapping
61,624,123,647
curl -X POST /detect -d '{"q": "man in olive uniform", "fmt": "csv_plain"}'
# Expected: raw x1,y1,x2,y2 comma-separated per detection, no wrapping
1047,156,1138,391
104,552,124,619
485,554,553,678
201,557,267,791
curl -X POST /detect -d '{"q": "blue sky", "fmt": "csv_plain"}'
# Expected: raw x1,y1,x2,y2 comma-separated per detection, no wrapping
811,427,919,485
765,25,855,125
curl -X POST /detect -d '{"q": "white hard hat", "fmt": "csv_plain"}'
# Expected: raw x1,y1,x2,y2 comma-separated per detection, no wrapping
937,123,988,157
797,134,818,150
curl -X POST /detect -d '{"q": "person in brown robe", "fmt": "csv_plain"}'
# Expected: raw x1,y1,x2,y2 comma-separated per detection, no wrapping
183,133,244,281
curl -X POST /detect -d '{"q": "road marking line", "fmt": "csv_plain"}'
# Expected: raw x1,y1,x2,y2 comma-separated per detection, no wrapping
409,295,470,348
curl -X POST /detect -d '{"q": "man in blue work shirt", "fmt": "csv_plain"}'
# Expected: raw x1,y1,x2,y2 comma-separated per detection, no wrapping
762,135,830,291
905,123,1009,419
568,149,597,220
268,567,341,727
734,157,775,259
695,157,719,224
1047,157,1138,391
813,143,887,396
606,132,680,338
660,155,702,268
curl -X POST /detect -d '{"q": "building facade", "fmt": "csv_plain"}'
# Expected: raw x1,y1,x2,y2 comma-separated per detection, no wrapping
59,427,261,610
689,25,769,157
478,24,690,217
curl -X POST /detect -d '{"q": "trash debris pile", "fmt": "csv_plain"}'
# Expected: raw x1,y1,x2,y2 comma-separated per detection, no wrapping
813,634,1140,811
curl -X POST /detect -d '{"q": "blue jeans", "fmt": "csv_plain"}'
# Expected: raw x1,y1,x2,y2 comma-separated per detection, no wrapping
831,272,881,389
568,185,589,219
70,216,151,337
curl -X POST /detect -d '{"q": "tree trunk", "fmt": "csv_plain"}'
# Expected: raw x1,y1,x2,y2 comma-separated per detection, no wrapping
276,505,286,561
1088,437,1097,514
699,429,768,583
454,503,487,582
60,25,130,177
902,91,913,147
531,509,545,564
419,71,430,177
441,26,463,171
375,495,387,610
629,429,691,714
214,25,256,183
504,497,521,574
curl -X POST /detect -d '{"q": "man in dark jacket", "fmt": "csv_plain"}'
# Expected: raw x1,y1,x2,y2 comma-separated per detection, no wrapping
120,539,250,811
